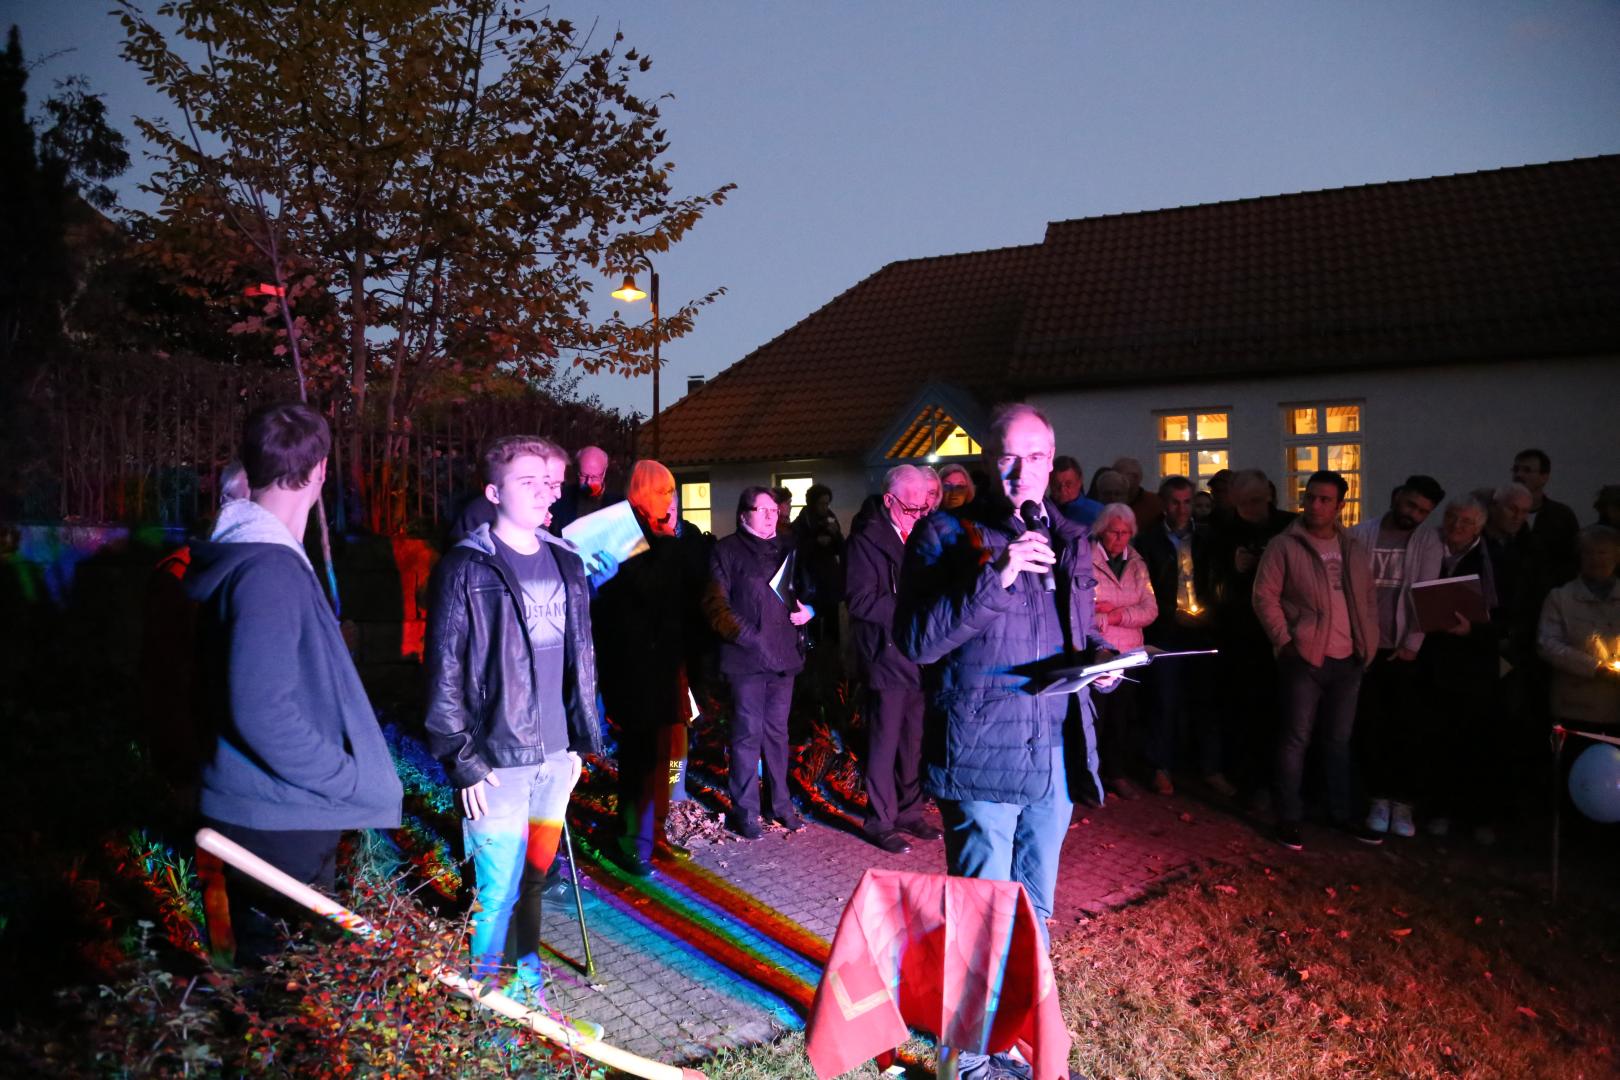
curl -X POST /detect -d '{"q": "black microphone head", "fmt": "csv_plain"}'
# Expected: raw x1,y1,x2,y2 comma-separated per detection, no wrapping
1020,500,1044,528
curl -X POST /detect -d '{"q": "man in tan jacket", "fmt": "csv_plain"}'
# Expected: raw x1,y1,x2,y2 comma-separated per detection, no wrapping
1252,470,1380,851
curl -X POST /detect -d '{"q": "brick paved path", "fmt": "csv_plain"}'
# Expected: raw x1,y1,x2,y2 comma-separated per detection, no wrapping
538,786,1258,1068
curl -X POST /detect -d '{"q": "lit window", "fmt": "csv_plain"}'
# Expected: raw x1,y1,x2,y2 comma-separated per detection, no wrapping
1283,402,1363,525
1155,410,1230,484
678,477,711,534
775,474,815,516
887,405,981,460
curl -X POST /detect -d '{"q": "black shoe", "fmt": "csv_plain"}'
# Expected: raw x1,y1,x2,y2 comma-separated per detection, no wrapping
1277,823,1305,851
654,839,692,862
1349,825,1385,846
897,819,942,841
607,846,653,877
775,812,805,832
873,830,911,855
729,815,763,840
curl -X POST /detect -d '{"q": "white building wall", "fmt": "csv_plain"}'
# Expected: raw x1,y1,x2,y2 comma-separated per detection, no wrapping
689,458,873,537
1034,355,1619,520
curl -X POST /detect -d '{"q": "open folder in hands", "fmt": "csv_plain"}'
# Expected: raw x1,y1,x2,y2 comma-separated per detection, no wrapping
1033,647,1219,696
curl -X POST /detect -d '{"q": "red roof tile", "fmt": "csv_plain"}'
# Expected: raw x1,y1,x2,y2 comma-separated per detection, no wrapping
1013,155,1620,385
648,244,1042,466
654,155,1620,465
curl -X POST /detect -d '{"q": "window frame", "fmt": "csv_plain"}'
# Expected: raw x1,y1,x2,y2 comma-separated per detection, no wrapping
1281,400,1365,526
1153,407,1232,486
773,472,815,517
676,473,712,534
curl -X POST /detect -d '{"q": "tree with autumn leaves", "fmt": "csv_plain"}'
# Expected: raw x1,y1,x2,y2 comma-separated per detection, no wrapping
118,0,730,529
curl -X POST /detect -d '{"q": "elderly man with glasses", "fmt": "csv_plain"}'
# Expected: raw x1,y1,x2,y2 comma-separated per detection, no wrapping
846,464,941,853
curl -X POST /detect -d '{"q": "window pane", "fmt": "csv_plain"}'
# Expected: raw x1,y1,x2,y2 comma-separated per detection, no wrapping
1339,500,1360,527
1195,448,1228,476
936,424,979,457
679,481,711,511
1159,414,1192,442
1326,444,1360,472
684,509,712,533
1344,471,1362,502
1195,412,1229,440
1326,405,1360,433
1288,407,1318,435
1289,474,1309,509
1159,451,1190,479
1286,446,1318,473
778,475,815,513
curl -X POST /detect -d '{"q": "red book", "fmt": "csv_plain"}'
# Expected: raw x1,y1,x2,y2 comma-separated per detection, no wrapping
1410,574,1488,634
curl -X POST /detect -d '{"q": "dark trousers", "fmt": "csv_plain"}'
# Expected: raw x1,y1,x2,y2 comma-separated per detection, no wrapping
1274,653,1363,825
728,672,795,822
1094,679,1141,780
1219,639,1279,795
863,686,926,834
1356,649,1423,801
1146,658,1219,774
201,818,342,966
618,720,688,860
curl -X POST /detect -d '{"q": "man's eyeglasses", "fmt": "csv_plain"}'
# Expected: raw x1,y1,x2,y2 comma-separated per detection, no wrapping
886,495,929,516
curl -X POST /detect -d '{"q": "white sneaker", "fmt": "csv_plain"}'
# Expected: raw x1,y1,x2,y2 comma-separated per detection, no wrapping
1390,802,1416,838
1365,798,1391,834
1425,816,1450,837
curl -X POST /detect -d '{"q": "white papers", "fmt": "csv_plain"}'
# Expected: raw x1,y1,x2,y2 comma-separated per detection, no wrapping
769,552,794,605
561,500,649,568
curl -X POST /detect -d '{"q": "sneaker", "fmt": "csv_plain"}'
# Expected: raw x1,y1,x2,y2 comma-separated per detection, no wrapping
897,819,943,840
1390,802,1416,838
1365,798,1391,834
1473,825,1497,846
728,815,763,840
985,1050,1034,1079
1203,772,1238,798
1152,769,1175,796
1425,816,1450,838
1349,825,1386,846
1277,823,1305,851
774,811,805,832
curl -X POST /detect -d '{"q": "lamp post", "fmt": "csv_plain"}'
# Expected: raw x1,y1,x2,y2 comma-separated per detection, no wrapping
612,263,661,457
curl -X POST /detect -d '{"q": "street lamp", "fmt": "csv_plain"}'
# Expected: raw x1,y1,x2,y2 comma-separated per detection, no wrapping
612,263,661,457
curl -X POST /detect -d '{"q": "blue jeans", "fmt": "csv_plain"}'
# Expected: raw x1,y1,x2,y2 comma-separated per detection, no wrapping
462,751,581,989
1274,654,1362,825
938,748,1071,1071
938,746,1072,948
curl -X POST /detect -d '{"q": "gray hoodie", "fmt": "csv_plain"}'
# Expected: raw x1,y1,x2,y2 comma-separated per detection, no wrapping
185,500,402,830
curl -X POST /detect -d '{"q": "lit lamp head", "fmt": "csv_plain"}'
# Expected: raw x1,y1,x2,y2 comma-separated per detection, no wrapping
611,274,648,303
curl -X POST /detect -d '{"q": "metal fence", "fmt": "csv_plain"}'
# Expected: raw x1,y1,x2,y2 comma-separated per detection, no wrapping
27,351,636,533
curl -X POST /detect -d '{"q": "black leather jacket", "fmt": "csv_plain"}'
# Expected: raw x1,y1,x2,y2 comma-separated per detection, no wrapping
424,525,603,788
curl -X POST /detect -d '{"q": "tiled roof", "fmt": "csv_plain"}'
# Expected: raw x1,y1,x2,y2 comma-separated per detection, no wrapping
1012,154,1620,385
654,155,1620,465
648,244,1042,466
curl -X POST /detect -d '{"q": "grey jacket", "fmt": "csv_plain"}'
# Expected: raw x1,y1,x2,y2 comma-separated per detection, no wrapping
186,500,402,831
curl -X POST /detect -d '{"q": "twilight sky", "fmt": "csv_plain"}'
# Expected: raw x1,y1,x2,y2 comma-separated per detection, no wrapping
7,1,1620,418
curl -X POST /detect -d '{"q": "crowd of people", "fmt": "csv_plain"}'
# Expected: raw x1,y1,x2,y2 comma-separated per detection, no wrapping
178,399,1619,1076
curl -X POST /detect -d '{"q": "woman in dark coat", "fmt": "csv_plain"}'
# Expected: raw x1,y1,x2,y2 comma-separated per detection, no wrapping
704,486,814,838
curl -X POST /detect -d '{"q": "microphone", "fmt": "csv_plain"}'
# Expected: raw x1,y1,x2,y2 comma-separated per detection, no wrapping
1019,499,1057,592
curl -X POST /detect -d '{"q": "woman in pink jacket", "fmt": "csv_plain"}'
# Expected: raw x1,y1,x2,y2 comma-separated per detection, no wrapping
1090,503,1160,798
